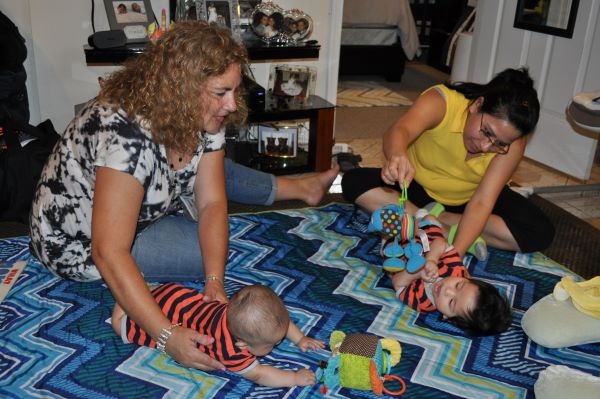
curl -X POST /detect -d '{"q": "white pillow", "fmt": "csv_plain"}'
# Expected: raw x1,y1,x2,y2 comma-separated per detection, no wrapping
521,294,600,348
534,365,600,399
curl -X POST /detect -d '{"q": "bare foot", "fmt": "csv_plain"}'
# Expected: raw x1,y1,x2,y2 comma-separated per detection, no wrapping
299,164,340,206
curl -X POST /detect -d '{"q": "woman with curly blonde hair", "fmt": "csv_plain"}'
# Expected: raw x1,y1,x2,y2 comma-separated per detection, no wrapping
30,21,337,371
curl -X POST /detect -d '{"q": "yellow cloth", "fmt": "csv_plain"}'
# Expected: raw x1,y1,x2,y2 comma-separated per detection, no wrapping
553,276,600,319
408,85,496,205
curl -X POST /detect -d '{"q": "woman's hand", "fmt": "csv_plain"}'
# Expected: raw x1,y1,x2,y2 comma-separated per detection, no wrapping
166,326,225,371
202,279,228,303
381,154,415,187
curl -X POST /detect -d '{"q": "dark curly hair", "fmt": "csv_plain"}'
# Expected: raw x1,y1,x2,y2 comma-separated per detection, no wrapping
448,279,512,336
98,21,248,153
444,67,540,137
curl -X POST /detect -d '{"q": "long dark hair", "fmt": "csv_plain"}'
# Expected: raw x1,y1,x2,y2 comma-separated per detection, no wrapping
444,68,540,136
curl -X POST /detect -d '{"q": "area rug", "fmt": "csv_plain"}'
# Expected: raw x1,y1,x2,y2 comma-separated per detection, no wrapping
337,81,413,107
1,203,598,398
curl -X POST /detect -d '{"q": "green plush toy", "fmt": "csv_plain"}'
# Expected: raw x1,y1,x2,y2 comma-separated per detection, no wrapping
316,330,406,396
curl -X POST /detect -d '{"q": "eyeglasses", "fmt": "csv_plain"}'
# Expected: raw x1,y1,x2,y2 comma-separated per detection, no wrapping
479,113,510,154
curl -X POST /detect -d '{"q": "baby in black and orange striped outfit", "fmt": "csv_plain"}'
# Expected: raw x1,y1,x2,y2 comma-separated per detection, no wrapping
384,213,512,336
112,283,324,387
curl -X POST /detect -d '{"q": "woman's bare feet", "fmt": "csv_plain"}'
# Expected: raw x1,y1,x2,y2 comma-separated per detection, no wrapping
276,164,340,206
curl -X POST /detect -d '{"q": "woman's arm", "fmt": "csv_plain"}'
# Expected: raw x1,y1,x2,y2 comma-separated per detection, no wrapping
382,89,446,186
452,137,526,255
92,167,223,371
194,150,229,303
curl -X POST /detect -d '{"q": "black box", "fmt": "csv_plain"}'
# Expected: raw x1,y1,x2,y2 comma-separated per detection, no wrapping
243,75,265,112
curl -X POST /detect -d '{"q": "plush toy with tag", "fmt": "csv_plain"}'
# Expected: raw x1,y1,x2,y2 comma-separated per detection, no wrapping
369,204,434,274
316,330,406,396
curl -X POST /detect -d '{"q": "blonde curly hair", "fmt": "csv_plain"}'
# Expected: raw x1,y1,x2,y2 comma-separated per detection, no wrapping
98,21,248,153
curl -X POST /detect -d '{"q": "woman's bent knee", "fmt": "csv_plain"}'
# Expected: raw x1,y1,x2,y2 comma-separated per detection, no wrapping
341,168,382,203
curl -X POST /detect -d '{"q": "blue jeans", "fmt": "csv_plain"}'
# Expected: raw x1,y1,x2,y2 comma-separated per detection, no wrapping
131,159,276,281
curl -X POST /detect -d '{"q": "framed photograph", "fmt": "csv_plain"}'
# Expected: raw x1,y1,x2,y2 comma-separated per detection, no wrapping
268,65,317,102
238,0,260,26
204,1,235,29
258,124,297,158
514,0,579,39
174,0,201,21
104,0,154,43
249,1,283,42
282,9,313,42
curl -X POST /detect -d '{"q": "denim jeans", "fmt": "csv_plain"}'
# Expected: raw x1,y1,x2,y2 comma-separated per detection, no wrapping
132,159,276,281
223,158,277,205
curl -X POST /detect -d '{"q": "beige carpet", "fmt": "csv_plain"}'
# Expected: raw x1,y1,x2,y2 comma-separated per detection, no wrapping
336,81,413,107
335,63,448,140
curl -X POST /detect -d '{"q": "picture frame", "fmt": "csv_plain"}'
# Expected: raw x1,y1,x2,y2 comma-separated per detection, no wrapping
268,65,317,102
281,9,313,42
104,0,155,43
513,0,579,39
258,124,298,158
249,1,284,43
203,0,237,30
238,0,260,26
174,0,201,21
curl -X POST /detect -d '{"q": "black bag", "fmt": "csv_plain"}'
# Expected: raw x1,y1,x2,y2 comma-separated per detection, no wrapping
0,11,59,224
1,10,29,124
0,116,59,223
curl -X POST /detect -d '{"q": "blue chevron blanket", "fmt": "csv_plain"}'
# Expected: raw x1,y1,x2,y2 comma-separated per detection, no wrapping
1,203,598,398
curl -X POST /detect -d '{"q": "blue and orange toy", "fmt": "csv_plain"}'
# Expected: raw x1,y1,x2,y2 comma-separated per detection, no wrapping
368,184,433,274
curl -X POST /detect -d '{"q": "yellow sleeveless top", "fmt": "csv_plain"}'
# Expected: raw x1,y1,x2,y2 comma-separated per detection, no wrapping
407,85,496,205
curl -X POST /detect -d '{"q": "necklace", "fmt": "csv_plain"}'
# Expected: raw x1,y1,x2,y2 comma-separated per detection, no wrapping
169,156,183,169
168,147,185,169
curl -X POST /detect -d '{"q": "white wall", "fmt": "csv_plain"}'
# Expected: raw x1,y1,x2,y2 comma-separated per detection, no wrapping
468,0,599,180
1,0,342,134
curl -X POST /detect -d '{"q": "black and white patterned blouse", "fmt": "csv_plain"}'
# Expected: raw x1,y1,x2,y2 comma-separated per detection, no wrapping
29,100,225,281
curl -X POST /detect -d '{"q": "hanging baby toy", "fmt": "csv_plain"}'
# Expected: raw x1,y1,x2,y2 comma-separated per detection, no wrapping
316,330,406,396
368,182,431,273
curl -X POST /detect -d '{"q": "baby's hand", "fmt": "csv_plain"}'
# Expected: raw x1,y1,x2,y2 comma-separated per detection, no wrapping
294,368,316,386
420,260,439,283
297,336,325,352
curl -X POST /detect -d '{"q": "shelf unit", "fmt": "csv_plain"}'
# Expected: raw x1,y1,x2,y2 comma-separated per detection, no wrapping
230,94,334,175
83,38,332,175
84,38,320,64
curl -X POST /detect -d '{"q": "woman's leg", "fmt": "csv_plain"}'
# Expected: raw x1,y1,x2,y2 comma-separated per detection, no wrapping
434,187,555,253
224,158,339,206
131,214,204,282
485,187,555,253
341,168,431,214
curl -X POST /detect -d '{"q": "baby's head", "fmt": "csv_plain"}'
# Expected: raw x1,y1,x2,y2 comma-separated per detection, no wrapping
227,285,290,356
432,276,512,336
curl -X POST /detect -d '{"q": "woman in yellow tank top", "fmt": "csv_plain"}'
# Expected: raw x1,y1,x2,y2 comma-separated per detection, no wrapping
342,68,555,257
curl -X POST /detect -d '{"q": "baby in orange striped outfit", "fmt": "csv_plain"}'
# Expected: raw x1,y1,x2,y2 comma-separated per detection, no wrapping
112,283,324,387
386,214,512,336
